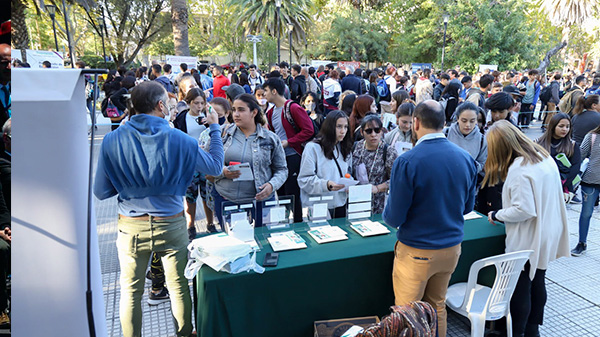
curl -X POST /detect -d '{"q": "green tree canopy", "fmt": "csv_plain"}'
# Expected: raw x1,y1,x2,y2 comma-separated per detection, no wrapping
311,9,388,62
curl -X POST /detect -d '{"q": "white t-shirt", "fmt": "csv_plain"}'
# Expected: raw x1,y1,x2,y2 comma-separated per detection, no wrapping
323,78,342,100
185,112,207,140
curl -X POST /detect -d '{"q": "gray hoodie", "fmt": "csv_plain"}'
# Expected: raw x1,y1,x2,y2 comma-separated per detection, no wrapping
445,123,487,174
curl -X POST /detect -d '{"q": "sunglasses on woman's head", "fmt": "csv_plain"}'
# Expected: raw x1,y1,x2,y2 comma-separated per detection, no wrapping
363,127,382,134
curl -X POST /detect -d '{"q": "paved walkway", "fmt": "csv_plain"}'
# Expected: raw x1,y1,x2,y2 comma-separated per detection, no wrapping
93,116,600,336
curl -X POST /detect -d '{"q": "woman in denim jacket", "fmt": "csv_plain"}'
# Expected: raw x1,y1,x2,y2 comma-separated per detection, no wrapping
208,94,288,229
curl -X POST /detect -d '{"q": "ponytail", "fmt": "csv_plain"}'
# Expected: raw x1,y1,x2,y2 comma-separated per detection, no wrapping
571,96,586,115
572,94,600,115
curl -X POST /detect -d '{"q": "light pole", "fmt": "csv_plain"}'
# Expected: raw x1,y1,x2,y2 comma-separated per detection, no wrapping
441,14,449,73
61,0,75,67
246,34,263,66
46,5,59,52
287,23,293,65
99,21,108,69
276,0,282,65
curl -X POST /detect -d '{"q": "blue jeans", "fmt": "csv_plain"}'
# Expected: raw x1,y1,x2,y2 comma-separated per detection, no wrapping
578,183,600,243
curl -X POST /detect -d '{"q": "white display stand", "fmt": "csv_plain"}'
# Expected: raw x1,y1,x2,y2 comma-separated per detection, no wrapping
12,69,107,336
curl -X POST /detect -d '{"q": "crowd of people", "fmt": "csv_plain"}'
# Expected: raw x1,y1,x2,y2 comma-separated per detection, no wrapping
91,58,600,337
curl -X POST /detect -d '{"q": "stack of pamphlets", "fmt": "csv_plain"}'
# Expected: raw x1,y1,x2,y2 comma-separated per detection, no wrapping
267,230,307,252
307,225,348,244
464,211,482,221
349,220,391,237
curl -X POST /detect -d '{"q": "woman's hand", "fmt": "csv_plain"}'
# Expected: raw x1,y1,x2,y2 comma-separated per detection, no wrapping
487,211,496,225
223,167,241,180
327,181,345,192
255,183,273,201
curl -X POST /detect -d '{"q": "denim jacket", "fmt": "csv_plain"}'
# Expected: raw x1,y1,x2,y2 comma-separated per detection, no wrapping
214,124,288,196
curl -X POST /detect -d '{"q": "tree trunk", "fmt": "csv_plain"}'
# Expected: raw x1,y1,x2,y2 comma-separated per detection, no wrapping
11,0,30,50
537,41,567,74
172,0,190,56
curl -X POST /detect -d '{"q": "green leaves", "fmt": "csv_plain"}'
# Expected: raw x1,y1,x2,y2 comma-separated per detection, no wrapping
312,10,388,62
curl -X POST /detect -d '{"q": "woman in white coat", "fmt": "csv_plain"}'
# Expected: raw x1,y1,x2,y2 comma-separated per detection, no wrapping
483,120,570,337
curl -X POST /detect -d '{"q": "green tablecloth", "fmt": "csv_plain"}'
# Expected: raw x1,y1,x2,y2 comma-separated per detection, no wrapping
195,214,506,337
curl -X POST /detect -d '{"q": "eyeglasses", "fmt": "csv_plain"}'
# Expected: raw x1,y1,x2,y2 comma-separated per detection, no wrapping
363,127,382,134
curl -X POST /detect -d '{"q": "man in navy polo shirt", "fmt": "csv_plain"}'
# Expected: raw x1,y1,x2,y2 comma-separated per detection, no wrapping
383,100,477,337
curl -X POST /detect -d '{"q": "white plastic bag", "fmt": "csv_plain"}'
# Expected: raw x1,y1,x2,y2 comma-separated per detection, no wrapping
184,233,265,279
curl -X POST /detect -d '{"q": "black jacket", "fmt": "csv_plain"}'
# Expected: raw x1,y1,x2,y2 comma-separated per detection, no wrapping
291,75,307,103
433,83,445,101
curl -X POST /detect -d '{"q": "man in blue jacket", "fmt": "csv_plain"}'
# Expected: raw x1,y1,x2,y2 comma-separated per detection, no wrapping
341,65,364,95
383,100,477,337
94,81,224,337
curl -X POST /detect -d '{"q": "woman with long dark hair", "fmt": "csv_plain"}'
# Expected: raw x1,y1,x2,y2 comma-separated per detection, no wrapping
298,110,353,218
571,124,600,256
536,113,581,203
441,81,461,123
209,94,288,228
301,92,324,129
484,121,569,337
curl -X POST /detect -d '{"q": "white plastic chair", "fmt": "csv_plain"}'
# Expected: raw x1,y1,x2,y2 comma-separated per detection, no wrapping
445,250,534,337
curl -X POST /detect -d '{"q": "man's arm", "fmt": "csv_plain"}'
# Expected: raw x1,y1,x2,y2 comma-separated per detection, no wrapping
464,159,478,214
93,147,118,200
382,158,414,228
286,104,314,147
194,124,225,175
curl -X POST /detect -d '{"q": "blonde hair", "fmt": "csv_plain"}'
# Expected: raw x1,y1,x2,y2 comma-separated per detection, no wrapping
482,120,549,187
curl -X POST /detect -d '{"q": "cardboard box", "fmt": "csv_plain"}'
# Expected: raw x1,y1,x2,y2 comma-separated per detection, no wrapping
314,316,380,337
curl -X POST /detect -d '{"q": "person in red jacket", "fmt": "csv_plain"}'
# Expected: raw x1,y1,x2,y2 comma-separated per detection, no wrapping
212,65,230,99
264,78,314,223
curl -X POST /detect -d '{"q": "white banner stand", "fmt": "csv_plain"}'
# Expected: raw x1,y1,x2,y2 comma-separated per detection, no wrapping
12,69,107,336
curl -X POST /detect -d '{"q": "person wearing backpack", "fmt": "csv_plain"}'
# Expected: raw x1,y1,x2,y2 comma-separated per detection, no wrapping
540,73,561,132
559,75,587,116
517,69,541,129
586,76,600,96
264,78,315,223
377,70,392,103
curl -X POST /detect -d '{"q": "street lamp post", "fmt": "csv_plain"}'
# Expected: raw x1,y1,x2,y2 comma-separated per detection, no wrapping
287,23,293,65
99,22,108,69
441,14,449,73
246,34,263,66
46,5,59,52
276,0,282,65
61,0,75,67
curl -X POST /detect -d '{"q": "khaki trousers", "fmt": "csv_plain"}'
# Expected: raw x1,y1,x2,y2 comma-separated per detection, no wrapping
543,102,557,128
392,241,461,337
117,215,192,337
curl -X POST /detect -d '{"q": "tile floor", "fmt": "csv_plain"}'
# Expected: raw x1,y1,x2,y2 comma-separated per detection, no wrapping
93,117,600,336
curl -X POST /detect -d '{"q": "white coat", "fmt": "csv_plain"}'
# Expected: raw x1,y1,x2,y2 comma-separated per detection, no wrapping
496,156,570,280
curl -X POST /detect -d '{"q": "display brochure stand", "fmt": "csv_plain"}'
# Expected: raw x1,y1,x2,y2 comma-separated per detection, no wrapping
306,195,335,227
347,184,373,221
221,199,260,250
261,195,295,230
221,199,255,234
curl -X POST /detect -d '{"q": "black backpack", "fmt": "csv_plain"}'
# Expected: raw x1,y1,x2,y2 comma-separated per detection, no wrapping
539,83,555,103
282,100,319,141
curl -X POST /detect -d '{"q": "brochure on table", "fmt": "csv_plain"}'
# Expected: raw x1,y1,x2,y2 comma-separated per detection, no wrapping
266,230,307,251
464,211,483,221
307,225,348,244
349,219,391,237
261,195,295,230
347,184,373,221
